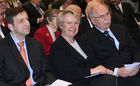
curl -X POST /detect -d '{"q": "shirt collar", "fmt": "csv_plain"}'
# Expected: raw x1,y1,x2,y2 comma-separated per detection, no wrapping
47,25,57,32
10,32,25,44
87,17,93,28
95,26,110,33
31,2,37,8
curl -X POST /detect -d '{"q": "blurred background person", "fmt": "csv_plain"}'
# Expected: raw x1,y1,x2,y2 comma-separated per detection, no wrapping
22,0,47,37
65,4,83,19
122,0,139,13
76,0,88,15
0,0,7,27
59,0,76,10
0,5,9,39
6,0,20,8
108,0,139,28
77,1,94,37
34,9,60,56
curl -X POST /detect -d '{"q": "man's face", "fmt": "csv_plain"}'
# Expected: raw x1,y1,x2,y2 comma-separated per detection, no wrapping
10,11,30,39
110,0,121,5
0,0,7,14
31,0,41,6
91,5,111,31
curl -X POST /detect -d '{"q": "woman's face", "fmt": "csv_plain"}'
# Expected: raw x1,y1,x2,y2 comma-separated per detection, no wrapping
61,13,79,39
48,15,58,29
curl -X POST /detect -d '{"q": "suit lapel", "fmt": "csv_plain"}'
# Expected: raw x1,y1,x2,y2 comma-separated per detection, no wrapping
60,36,87,61
7,34,29,72
25,37,33,67
1,26,10,37
30,3,42,17
110,25,124,50
93,28,117,50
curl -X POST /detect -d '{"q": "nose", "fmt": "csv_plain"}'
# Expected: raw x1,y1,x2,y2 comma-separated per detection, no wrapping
104,13,110,20
25,19,30,26
71,23,78,28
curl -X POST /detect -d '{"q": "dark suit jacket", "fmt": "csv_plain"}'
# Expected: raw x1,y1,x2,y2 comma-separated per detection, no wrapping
49,36,100,82
110,2,138,28
77,16,93,37
51,1,63,9
1,26,10,38
82,24,140,70
34,25,60,56
22,2,47,37
0,34,51,86
19,0,28,4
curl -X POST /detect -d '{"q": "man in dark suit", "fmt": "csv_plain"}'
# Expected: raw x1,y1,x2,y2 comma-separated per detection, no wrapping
109,0,139,28
108,0,140,46
22,0,47,37
82,1,140,86
0,7,54,86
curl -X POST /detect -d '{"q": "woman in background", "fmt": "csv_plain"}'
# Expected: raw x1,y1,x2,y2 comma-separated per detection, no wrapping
34,9,60,56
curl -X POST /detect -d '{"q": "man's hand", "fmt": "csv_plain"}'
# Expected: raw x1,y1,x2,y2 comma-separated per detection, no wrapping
38,17,44,23
90,65,113,75
117,66,139,77
129,66,139,77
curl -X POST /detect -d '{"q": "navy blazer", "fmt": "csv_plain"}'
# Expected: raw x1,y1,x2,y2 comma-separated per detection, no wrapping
50,36,100,82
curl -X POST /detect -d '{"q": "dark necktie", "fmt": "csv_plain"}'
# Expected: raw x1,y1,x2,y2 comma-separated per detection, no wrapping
36,6,44,16
103,31,114,42
116,5,122,14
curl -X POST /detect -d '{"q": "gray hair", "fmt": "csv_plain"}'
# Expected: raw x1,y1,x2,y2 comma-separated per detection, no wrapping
57,10,80,28
88,1,110,18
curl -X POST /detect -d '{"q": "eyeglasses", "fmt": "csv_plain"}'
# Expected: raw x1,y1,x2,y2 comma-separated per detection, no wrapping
14,18,29,24
92,12,110,19
0,1,7,4
64,21,80,25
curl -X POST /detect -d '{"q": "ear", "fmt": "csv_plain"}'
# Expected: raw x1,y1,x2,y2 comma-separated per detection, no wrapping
7,23,14,32
90,18,96,25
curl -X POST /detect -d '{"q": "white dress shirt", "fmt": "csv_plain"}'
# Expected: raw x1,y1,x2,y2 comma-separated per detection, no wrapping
116,2,123,13
47,25,57,42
